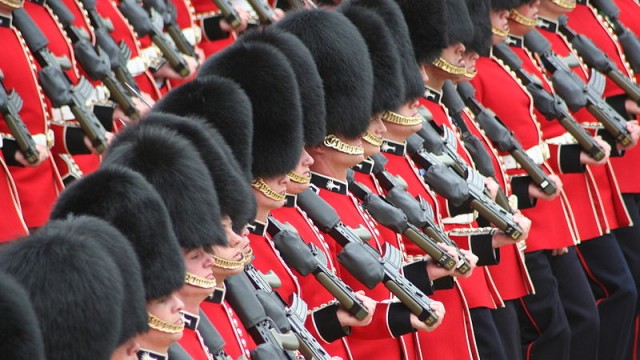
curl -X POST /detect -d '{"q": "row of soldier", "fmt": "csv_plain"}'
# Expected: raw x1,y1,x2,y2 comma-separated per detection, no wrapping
0,0,639,359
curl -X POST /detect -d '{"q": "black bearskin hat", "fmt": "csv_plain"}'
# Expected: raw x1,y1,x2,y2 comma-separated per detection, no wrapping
57,215,148,345
0,220,124,360
465,0,493,56
339,1,404,114
199,42,303,179
50,166,185,301
445,0,474,46
0,272,45,360
139,114,256,231
239,27,327,147
492,0,520,9
152,75,254,181
395,0,449,64
351,0,424,102
103,117,226,248
277,9,374,139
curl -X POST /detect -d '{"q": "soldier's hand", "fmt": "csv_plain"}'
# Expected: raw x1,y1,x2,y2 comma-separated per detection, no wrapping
580,136,610,165
483,176,499,201
455,249,478,278
272,8,285,22
15,143,50,167
83,132,114,154
624,98,640,115
154,55,199,80
220,8,250,33
426,242,459,280
492,213,531,247
410,300,445,332
336,291,376,327
619,120,640,150
528,174,562,201
551,247,569,256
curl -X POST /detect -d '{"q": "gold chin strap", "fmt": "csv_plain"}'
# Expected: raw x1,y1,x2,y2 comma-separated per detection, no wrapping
288,171,311,184
432,57,466,75
211,248,252,270
185,272,217,289
252,178,286,201
381,111,423,126
323,134,365,155
148,312,184,334
0,0,24,9
464,69,478,79
550,0,576,9
509,9,537,27
492,26,509,37
362,131,384,146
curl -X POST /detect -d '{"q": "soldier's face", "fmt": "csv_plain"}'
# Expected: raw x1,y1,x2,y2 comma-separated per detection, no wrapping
253,175,289,210
181,247,216,297
508,0,541,36
491,9,510,44
210,217,251,278
384,99,422,141
287,148,315,195
146,293,184,342
362,114,387,157
539,0,575,16
460,51,480,83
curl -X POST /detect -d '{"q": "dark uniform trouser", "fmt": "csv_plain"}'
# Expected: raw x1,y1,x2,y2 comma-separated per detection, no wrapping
491,300,522,360
517,248,599,360
614,193,640,360
471,307,508,360
576,233,638,360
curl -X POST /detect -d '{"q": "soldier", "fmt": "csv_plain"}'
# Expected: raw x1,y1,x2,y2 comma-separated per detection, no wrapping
0,217,126,359
191,0,250,57
278,8,445,360
0,271,45,360
50,166,187,360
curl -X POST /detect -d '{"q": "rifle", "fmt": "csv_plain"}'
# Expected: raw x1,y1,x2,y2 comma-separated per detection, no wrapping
591,0,640,73
119,0,191,77
414,110,469,178
142,0,197,57
267,217,370,321
441,80,513,210
557,15,640,104
405,135,524,240
457,81,560,195
46,0,141,122
0,71,40,164
79,0,141,93
347,173,457,270
243,264,333,360
211,0,243,29
369,154,472,274
296,188,440,327
523,29,633,147
12,8,108,153
224,273,299,360
196,310,237,360
246,0,277,25
492,42,606,160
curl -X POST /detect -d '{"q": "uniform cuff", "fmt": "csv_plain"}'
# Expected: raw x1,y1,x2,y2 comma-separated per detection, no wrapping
470,234,500,265
402,260,433,295
93,104,115,132
312,303,350,343
65,127,92,154
1,139,21,167
511,175,536,209
432,276,454,290
388,302,416,337
558,144,585,174
596,129,625,157
605,94,630,118
202,15,231,41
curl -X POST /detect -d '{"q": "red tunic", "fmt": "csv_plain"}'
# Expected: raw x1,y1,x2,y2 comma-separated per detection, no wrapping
190,0,235,57
0,153,28,242
0,19,64,228
471,55,578,251
200,299,255,359
567,4,640,194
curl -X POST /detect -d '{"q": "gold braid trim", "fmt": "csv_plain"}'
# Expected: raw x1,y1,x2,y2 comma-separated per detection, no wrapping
288,171,311,184
432,57,466,75
184,272,217,289
148,312,184,334
323,134,365,155
0,0,24,9
509,10,537,27
252,178,286,201
492,26,509,37
362,131,384,146
464,69,478,79
550,0,576,9
381,111,423,126
211,248,253,270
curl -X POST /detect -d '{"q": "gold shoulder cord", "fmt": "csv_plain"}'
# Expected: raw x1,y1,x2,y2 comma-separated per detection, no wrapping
381,111,423,126
323,134,365,155
148,312,185,334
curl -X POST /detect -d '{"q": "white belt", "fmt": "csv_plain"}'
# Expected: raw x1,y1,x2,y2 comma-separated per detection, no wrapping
50,83,110,122
581,122,605,130
91,84,111,105
546,132,578,146
501,143,550,170
51,106,75,122
442,212,478,225
139,45,164,70
127,55,151,77
182,26,202,46
1,130,54,148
